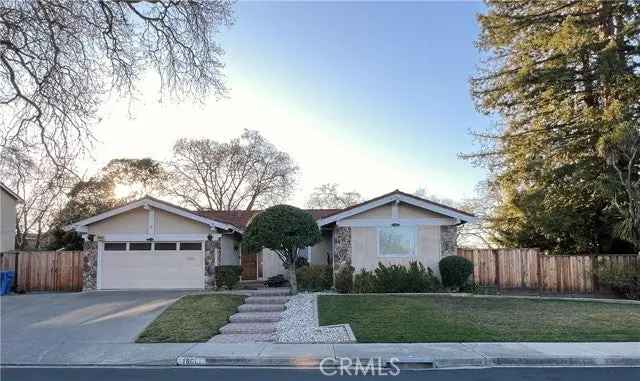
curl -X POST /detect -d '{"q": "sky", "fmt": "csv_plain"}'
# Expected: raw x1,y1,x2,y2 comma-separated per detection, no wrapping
89,1,490,207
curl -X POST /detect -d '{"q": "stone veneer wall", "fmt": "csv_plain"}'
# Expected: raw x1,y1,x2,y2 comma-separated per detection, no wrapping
205,236,221,289
440,225,458,257
82,240,98,291
333,226,352,273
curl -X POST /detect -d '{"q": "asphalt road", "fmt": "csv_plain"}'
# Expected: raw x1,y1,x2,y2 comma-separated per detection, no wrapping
2,366,640,381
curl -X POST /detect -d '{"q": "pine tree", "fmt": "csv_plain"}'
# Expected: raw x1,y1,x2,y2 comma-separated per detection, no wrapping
468,1,639,253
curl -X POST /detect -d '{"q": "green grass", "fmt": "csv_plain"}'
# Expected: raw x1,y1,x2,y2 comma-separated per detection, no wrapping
136,294,244,343
318,295,640,343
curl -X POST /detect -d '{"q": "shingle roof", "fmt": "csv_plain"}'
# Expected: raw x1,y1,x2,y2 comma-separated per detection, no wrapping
195,209,342,230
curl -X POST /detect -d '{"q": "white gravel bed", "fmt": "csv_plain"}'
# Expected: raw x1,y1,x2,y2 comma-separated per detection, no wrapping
275,293,355,343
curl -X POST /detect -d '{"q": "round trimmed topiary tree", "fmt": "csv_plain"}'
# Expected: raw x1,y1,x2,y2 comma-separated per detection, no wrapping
439,255,474,290
242,205,321,294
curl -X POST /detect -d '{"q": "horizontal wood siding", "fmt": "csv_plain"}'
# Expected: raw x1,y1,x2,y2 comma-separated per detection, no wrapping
457,248,639,294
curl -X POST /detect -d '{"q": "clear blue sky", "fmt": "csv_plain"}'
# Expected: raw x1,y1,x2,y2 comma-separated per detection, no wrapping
94,1,490,205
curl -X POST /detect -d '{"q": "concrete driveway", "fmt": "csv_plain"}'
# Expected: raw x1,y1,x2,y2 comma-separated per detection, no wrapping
1,291,196,365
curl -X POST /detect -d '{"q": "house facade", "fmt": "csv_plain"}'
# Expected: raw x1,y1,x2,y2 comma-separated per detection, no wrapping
0,183,22,253
67,190,475,290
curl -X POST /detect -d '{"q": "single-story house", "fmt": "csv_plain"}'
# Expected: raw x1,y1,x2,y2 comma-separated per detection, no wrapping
66,190,475,290
0,182,22,253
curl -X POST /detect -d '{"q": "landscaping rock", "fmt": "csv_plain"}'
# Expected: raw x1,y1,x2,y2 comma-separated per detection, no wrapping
275,294,355,344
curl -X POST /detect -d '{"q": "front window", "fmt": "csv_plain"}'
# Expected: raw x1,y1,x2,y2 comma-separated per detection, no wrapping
378,226,416,257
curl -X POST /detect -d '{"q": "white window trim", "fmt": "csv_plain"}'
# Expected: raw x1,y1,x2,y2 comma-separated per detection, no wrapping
377,226,418,258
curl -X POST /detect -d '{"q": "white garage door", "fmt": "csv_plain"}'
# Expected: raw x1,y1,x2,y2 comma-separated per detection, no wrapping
100,241,204,289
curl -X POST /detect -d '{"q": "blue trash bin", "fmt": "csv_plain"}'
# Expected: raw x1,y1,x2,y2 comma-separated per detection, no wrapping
0,271,15,295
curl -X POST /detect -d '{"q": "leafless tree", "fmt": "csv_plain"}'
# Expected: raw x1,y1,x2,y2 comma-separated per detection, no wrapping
0,0,234,172
306,183,362,209
0,147,73,249
414,186,499,248
166,130,299,211
456,181,502,249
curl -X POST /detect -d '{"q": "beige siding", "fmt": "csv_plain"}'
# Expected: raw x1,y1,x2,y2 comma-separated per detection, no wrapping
350,225,442,275
220,235,240,265
342,202,454,222
343,204,392,220
398,204,448,219
310,235,331,265
155,209,209,235
88,207,209,236
0,190,17,252
261,248,286,278
88,207,148,235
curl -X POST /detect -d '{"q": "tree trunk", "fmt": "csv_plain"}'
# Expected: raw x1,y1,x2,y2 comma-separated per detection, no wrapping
288,257,298,294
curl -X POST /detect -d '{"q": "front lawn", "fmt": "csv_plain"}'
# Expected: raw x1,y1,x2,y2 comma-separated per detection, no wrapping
136,294,244,343
318,295,640,342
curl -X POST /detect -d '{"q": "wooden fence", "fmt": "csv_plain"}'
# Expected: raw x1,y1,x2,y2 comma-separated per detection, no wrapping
0,251,83,292
457,248,640,294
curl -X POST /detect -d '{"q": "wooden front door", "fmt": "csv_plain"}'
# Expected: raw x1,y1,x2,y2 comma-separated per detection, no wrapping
241,247,257,280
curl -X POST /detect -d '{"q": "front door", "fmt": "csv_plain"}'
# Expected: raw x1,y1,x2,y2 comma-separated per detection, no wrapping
241,246,257,280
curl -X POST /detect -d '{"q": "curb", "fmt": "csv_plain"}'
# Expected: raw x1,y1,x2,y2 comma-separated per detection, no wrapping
175,355,640,369
177,356,325,367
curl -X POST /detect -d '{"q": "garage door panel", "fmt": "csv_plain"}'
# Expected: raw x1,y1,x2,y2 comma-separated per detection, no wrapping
101,249,203,289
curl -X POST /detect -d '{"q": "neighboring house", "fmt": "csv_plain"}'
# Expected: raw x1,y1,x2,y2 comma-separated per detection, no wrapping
66,190,475,290
0,182,22,253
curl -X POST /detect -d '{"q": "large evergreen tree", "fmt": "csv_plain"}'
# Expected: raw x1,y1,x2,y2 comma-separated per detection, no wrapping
469,1,639,253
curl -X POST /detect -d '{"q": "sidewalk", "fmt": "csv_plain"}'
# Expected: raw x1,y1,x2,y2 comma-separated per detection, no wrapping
177,342,640,368
4,342,638,368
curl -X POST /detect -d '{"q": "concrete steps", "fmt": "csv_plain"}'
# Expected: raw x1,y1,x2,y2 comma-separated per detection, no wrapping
210,288,289,343
230,312,282,323
245,296,289,304
238,303,285,312
250,288,290,296
219,322,279,334
208,333,275,343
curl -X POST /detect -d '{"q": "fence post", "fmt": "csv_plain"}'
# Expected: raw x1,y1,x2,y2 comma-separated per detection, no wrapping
591,254,599,293
14,252,20,292
493,249,500,291
537,250,543,295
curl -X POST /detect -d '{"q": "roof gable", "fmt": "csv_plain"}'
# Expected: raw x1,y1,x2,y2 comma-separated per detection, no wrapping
66,196,242,233
317,190,476,226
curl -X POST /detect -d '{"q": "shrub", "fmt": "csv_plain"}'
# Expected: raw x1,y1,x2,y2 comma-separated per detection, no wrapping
264,274,288,288
284,256,309,270
596,264,640,300
405,262,442,292
373,263,409,293
353,269,376,293
335,265,354,294
370,262,441,293
439,256,473,289
297,265,332,291
215,266,241,290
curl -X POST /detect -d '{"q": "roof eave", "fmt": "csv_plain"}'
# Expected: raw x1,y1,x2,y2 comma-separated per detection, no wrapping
65,196,243,235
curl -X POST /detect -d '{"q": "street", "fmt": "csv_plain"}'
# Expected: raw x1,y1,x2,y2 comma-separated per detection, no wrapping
2,366,639,381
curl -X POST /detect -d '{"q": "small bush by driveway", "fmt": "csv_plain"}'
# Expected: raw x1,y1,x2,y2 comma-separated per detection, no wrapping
318,295,640,343
136,294,244,343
